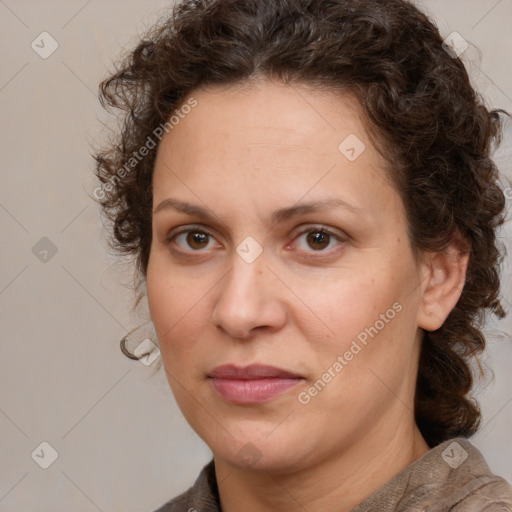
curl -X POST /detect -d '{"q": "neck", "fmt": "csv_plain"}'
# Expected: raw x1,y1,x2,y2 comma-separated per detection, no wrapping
214,423,430,512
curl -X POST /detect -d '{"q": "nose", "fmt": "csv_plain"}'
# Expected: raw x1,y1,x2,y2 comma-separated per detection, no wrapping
211,251,287,340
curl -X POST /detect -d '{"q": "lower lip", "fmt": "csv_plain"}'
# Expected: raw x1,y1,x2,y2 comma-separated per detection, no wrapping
210,377,303,404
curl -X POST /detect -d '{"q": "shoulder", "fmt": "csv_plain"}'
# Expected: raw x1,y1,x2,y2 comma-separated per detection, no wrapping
351,437,512,512
151,460,220,512
453,479,512,511
441,439,512,511
432,477,512,511
405,438,512,512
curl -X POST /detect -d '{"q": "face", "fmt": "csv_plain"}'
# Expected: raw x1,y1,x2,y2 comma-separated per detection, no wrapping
146,79,427,472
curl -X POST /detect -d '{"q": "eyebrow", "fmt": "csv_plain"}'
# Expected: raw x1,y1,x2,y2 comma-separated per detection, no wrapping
153,197,362,225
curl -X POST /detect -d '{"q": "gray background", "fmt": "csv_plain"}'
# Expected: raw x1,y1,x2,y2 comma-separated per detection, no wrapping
0,1,511,510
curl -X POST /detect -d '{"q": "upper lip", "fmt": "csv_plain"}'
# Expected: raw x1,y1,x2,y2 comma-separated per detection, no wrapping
208,364,303,380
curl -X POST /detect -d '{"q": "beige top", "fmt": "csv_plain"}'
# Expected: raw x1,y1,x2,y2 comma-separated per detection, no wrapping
153,437,512,511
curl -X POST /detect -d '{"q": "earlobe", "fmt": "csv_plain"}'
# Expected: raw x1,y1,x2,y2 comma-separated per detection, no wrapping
417,238,470,332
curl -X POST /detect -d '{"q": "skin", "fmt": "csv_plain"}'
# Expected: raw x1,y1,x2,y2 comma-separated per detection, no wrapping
146,79,469,512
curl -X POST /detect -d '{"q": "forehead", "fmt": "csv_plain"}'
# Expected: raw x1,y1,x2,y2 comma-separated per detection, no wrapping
151,80,400,224
154,80,380,177
178,80,364,139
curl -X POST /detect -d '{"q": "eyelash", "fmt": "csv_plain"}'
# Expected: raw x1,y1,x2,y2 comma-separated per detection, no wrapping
165,226,218,252
291,225,345,252
164,224,345,256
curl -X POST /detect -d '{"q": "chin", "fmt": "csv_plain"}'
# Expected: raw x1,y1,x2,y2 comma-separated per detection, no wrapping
202,423,315,473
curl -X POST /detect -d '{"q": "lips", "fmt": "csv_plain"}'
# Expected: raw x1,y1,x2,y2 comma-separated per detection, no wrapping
208,364,304,404
209,364,301,379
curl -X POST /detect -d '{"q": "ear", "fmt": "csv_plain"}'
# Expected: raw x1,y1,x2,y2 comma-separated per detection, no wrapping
417,234,470,331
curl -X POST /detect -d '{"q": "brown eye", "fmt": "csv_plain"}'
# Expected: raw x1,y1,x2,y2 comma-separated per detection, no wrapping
306,231,331,250
186,231,209,250
168,229,218,251
293,226,344,254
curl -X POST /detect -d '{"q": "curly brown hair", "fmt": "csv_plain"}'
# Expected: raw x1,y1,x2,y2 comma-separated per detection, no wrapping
92,0,509,448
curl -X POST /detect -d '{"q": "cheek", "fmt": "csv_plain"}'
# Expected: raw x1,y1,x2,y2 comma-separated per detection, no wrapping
290,272,388,341
146,259,202,359
288,259,415,367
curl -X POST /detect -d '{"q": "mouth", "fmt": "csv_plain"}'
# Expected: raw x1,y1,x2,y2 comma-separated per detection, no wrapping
208,364,304,404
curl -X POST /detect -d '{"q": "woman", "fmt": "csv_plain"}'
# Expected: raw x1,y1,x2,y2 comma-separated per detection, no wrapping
93,0,512,510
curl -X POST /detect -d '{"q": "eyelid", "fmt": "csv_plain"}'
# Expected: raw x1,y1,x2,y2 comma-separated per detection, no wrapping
287,224,346,253
290,223,347,242
165,224,221,249
165,223,215,239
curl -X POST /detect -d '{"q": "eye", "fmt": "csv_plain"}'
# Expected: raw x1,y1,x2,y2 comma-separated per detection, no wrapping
165,227,220,252
293,226,344,252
